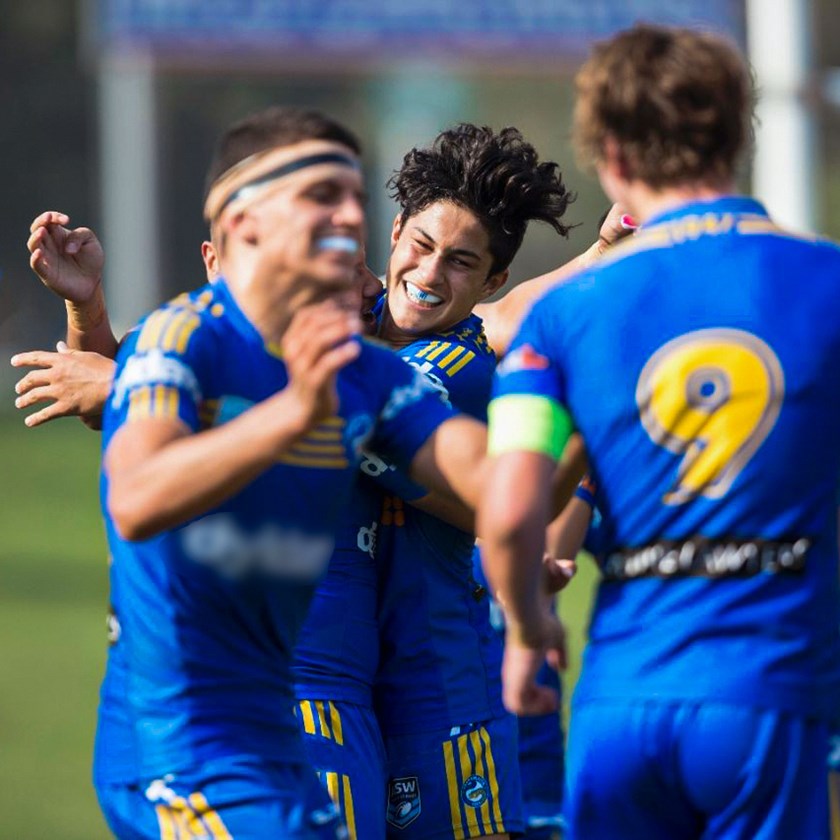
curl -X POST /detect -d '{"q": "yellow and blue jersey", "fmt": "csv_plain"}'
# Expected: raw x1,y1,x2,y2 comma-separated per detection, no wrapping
374,313,506,734
493,196,840,720
94,278,454,784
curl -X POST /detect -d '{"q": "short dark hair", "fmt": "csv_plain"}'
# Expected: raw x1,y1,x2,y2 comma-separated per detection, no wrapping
204,106,362,198
388,124,573,276
573,24,754,188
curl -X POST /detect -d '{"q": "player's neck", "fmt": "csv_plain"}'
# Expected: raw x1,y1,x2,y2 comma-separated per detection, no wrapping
376,308,419,350
625,179,738,225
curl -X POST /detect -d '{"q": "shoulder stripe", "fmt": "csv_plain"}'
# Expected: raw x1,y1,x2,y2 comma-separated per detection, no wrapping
437,346,465,370
445,350,475,377
425,341,452,361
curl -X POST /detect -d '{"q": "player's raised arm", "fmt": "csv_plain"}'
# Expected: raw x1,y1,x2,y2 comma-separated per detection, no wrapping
475,204,633,356
27,211,119,358
107,301,361,541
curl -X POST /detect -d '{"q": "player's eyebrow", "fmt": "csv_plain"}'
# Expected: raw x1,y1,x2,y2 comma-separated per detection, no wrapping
414,226,482,263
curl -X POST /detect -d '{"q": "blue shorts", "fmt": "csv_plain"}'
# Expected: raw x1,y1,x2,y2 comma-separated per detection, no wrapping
382,716,524,839
297,699,387,840
95,756,346,839
565,700,830,840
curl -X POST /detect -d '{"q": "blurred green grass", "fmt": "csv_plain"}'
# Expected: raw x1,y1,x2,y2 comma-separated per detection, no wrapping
0,413,111,839
0,411,596,838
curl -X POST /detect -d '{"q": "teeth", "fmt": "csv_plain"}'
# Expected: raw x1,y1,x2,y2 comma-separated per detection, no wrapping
405,281,443,306
316,236,359,254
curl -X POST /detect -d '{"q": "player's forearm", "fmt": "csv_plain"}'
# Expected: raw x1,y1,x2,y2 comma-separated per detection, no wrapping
107,393,311,541
409,415,489,511
546,497,592,560
410,490,475,533
65,286,119,358
548,433,588,518
477,452,556,638
476,242,604,358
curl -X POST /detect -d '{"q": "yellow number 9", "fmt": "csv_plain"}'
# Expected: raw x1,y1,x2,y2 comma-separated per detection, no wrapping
636,328,784,505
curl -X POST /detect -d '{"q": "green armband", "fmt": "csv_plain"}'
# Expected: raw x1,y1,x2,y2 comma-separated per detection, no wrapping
487,394,573,459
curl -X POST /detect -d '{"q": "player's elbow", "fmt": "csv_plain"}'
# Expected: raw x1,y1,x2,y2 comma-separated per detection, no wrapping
108,485,161,542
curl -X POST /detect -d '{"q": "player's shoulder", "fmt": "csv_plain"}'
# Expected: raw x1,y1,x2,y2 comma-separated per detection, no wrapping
402,316,495,381
131,282,228,357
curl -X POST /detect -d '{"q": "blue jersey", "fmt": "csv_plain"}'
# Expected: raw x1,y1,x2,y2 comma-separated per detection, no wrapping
374,314,506,734
493,196,840,720
292,475,382,706
94,278,453,783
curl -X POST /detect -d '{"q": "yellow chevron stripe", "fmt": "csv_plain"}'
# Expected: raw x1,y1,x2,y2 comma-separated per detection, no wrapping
137,311,168,351
446,350,475,377
128,386,152,420
306,429,344,441
325,771,340,806
188,792,232,840
470,729,492,834
156,805,178,840
443,740,466,840
480,726,505,833
277,454,348,469
437,346,465,370
425,341,452,361
170,795,205,836
458,734,481,838
300,700,317,735
291,442,346,455
415,342,437,359
342,775,357,840
174,313,201,354
319,417,345,428
161,312,186,352
329,702,344,746
315,700,330,738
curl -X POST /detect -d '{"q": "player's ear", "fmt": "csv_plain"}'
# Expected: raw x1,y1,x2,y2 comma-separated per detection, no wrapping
201,240,219,280
390,212,404,247
480,269,509,301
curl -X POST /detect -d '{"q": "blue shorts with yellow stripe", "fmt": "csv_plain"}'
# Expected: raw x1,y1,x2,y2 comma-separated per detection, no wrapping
95,756,346,839
383,715,523,839
297,699,388,840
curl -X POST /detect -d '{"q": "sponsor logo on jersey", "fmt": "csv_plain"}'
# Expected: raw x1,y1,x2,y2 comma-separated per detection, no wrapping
497,344,549,376
461,774,490,808
356,521,378,558
344,413,375,458
112,349,201,409
381,371,438,421
386,776,421,829
180,513,334,581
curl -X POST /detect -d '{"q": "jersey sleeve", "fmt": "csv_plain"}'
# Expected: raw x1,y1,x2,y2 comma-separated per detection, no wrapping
364,345,456,472
107,304,212,433
488,296,573,459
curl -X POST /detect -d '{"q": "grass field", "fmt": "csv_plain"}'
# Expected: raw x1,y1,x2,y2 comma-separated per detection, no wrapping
0,412,596,837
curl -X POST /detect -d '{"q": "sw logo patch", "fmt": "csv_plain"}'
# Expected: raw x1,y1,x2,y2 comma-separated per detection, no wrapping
387,776,421,829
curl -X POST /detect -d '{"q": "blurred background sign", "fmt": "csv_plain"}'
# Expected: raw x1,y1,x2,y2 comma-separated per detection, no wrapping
96,0,744,65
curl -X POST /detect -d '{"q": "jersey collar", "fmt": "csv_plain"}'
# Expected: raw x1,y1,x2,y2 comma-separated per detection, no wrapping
644,195,769,229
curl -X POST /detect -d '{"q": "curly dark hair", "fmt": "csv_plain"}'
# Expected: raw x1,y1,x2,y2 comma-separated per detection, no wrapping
388,124,574,276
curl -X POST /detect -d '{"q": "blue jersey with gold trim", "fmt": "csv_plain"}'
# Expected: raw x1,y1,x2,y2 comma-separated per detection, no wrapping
94,278,453,782
375,313,505,734
493,196,840,718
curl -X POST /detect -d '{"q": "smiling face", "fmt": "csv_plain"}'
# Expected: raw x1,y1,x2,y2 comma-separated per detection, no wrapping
383,201,508,340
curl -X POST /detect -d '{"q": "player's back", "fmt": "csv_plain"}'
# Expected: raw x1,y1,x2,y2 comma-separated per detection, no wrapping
532,197,840,717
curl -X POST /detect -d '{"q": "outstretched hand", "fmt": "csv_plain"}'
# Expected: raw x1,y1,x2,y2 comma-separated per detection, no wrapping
27,211,105,304
11,342,115,427
281,301,362,435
